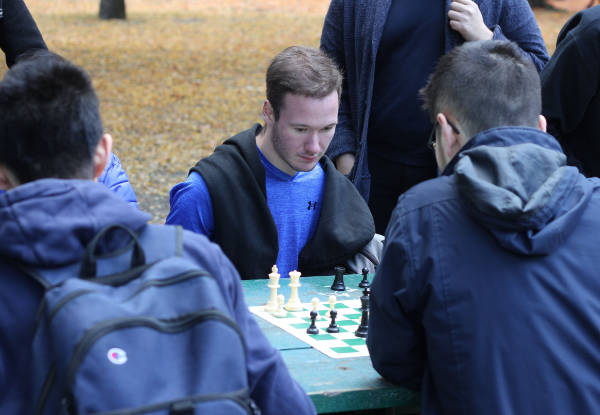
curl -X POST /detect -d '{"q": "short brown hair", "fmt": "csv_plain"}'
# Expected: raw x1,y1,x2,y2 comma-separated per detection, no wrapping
266,46,342,119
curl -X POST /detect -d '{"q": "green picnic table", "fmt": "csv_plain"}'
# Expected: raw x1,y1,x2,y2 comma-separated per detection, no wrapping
242,273,420,414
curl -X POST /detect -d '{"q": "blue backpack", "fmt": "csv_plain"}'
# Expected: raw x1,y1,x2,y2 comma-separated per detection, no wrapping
25,224,258,415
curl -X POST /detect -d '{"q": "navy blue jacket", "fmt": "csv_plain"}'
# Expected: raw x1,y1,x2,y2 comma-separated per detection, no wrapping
320,0,549,199
368,127,600,414
0,179,316,415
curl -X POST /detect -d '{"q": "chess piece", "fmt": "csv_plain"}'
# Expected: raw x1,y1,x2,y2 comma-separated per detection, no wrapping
326,309,339,333
285,270,303,311
355,287,369,338
359,267,370,288
273,294,287,317
326,294,336,318
331,266,346,291
311,297,322,320
264,265,280,312
306,309,319,334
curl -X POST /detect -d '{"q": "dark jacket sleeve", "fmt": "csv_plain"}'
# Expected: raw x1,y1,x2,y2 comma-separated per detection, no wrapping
488,0,549,72
367,200,427,390
541,17,600,146
0,0,47,67
320,0,357,161
182,233,317,415
97,152,139,209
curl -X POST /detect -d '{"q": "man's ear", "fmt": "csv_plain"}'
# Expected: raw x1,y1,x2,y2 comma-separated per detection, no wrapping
0,167,9,190
437,113,462,161
538,114,547,133
262,100,274,125
0,164,20,190
93,133,113,181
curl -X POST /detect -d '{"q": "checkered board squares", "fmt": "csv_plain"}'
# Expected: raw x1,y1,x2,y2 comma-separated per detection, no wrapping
249,299,368,359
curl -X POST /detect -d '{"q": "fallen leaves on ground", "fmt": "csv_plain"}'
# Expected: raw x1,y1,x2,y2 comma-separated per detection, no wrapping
6,1,574,222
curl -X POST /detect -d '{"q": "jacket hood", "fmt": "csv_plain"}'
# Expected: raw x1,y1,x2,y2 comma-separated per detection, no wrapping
0,179,150,267
450,127,591,256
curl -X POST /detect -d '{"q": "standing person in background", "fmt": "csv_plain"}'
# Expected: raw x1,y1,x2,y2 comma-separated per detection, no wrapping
320,0,549,234
541,5,600,178
0,0,46,67
0,1,139,207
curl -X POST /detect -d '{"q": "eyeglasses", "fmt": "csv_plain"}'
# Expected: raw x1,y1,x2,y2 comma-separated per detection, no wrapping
427,119,460,150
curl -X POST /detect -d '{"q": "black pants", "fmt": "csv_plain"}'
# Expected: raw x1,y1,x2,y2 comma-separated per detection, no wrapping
368,152,438,235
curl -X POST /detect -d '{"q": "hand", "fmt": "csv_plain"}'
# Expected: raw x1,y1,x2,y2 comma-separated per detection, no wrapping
335,153,355,176
448,0,493,42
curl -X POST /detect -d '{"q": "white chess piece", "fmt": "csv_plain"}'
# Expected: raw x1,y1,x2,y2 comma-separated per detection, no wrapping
311,297,322,320
264,265,280,312
273,294,287,317
326,294,336,318
284,270,303,311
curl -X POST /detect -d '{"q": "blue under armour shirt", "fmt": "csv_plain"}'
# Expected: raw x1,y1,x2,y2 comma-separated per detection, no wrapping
166,146,325,278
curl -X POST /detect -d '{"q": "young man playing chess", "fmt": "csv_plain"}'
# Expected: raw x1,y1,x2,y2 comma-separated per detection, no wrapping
0,51,316,415
167,46,378,279
368,40,600,414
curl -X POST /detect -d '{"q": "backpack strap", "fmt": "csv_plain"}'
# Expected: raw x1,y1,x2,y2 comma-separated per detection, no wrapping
80,224,146,279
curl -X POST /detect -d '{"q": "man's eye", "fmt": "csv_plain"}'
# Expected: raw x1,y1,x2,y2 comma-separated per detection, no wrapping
294,127,307,133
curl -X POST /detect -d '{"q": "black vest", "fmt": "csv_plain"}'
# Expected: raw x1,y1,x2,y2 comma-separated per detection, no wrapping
190,124,375,279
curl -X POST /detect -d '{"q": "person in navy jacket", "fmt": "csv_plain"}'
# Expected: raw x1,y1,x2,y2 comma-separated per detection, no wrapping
0,51,316,415
320,0,549,234
368,40,600,414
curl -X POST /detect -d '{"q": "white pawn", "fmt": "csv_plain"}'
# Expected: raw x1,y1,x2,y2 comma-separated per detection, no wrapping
311,297,322,320
285,270,303,311
273,294,287,317
326,295,336,318
264,265,280,312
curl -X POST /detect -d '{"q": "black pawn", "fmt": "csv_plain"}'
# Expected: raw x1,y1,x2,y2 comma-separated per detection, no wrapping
306,310,319,335
326,309,339,333
331,266,346,291
354,288,369,338
359,267,370,288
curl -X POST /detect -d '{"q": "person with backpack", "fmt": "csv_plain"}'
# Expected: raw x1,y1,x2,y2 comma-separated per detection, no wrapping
0,50,316,415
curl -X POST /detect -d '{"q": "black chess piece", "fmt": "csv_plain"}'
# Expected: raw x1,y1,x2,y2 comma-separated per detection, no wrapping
354,287,369,338
359,267,370,288
326,309,339,333
331,266,346,291
306,309,319,334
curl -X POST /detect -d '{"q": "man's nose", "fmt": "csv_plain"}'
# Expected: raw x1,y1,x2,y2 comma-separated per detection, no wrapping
305,131,320,153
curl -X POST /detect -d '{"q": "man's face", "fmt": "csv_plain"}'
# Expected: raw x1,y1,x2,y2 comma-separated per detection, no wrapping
267,92,338,176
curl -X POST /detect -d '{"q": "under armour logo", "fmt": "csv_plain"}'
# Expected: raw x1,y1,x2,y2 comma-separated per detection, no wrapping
307,201,317,210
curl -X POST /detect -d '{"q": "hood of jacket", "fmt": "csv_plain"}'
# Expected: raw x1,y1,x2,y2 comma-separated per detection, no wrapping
0,179,150,267
446,127,591,256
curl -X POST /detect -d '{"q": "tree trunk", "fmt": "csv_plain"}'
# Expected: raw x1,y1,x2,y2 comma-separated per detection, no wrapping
99,0,126,20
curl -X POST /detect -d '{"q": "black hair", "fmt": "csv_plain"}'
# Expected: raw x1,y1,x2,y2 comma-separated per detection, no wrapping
0,50,103,183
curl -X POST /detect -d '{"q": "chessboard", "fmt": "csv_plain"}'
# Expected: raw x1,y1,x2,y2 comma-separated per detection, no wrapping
249,299,369,359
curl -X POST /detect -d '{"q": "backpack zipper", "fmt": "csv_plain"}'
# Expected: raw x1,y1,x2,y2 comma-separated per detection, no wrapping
68,388,253,415
64,311,246,394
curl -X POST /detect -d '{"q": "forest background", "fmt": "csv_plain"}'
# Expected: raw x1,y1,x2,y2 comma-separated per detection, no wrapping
5,1,585,222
